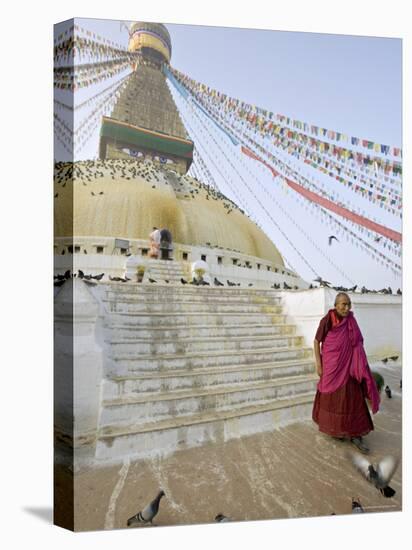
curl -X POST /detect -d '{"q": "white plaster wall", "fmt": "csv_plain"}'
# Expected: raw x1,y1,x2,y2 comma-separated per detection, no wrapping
280,287,402,361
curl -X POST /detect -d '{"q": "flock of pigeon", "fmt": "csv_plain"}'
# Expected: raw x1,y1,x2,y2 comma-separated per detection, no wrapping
54,270,402,295
310,276,402,295
126,452,399,527
54,158,243,216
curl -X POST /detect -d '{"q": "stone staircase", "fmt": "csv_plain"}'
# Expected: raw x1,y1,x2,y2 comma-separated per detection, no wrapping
141,258,188,284
96,283,318,461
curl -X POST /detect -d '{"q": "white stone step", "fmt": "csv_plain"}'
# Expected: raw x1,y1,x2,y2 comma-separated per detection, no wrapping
104,290,282,305
100,374,317,428
109,346,312,374
107,334,304,355
103,358,315,397
106,311,287,327
104,300,282,314
95,393,315,461
104,284,282,298
106,322,296,340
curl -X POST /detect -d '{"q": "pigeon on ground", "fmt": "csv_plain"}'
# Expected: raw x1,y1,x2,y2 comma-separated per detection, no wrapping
180,278,188,284
148,278,157,283
215,513,232,523
396,288,402,295
283,282,292,289
78,269,85,279
91,273,104,281
382,357,388,364
54,279,66,287
400,379,402,389
390,355,399,361
214,277,224,286
227,280,236,287
349,453,399,497
248,283,253,287
127,490,165,526
351,498,365,513
64,270,71,279
385,386,392,398
164,280,169,283
109,276,127,282
328,235,339,245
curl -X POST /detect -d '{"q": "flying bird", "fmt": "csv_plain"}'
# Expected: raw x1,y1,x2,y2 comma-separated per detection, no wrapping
313,276,331,287
127,490,165,527
349,453,399,498
328,235,339,246
215,513,232,523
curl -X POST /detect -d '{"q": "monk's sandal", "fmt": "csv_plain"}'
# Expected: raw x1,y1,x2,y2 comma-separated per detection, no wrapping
350,437,369,454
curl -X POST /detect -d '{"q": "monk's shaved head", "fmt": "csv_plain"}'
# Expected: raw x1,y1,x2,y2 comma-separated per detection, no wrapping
334,292,351,306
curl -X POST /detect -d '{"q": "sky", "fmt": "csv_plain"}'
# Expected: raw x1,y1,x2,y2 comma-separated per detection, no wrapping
54,16,402,288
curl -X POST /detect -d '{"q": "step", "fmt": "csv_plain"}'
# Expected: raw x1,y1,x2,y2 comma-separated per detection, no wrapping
95,393,315,461
104,291,282,305
106,322,296,339
103,300,283,314
106,311,287,327
109,346,313,374
103,284,282,298
99,374,318,428
103,358,316,397
107,334,304,356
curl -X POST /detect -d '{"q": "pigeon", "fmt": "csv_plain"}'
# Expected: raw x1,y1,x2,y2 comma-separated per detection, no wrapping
400,379,402,389
91,273,104,281
396,289,402,295
78,269,85,279
127,490,165,526
109,276,127,282
382,358,388,364
351,498,365,513
385,385,392,398
64,270,71,279
214,277,224,286
374,236,382,242
148,278,157,283
227,280,236,287
215,513,232,523
313,276,331,287
83,279,97,287
54,279,66,287
164,280,170,283
283,282,292,289
180,278,188,284
349,453,399,497
248,283,253,287
328,235,339,245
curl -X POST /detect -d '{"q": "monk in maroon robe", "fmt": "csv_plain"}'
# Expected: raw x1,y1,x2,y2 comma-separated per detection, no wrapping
312,293,380,454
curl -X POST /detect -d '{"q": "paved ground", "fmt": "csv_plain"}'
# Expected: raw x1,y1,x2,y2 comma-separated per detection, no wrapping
57,363,402,532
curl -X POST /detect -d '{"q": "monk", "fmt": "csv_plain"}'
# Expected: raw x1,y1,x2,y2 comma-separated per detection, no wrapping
149,227,160,259
312,292,380,454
